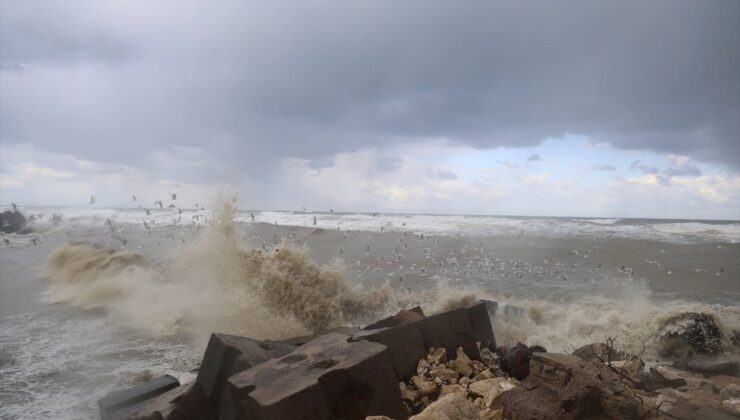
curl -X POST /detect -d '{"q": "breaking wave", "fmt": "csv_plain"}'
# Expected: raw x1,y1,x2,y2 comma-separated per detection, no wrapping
41,196,393,341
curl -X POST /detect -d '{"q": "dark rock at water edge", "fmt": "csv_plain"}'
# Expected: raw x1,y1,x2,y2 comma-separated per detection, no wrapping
0,210,29,234
497,342,546,380
658,312,724,358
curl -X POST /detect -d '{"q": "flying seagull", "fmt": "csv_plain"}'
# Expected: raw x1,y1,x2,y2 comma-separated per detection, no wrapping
170,193,177,200
89,195,96,205
154,200,163,209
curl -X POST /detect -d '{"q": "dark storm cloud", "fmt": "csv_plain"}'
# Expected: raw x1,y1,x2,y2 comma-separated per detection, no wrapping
1,0,738,180
629,160,659,175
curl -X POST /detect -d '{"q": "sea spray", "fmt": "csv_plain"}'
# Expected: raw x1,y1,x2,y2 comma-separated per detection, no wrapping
41,197,392,340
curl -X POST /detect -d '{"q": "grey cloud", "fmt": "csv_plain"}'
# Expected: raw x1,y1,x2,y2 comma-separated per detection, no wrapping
376,156,403,172
664,164,702,177
591,164,616,171
526,154,541,162
427,168,458,181
629,160,659,174
1,0,738,182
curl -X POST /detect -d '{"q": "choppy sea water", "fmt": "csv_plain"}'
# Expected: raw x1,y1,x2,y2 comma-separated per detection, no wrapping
1,206,738,419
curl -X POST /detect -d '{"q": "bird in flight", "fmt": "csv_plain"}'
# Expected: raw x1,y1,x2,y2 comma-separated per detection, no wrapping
89,195,96,205
155,200,163,209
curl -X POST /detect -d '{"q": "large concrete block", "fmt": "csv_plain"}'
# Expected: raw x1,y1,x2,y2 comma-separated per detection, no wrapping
363,306,425,330
351,321,427,381
196,333,295,412
222,333,407,420
98,375,180,420
279,326,361,347
127,382,209,420
350,300,497,380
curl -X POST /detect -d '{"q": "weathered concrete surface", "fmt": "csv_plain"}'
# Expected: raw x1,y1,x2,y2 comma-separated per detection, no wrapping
352,300,497,380
363,306,425,330
280,326,362,347
222,333,407,420
196,333,295,413
98,375,180,420
127,382,209,420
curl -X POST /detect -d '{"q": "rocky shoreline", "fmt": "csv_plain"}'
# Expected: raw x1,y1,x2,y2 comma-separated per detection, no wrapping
99,300,740,419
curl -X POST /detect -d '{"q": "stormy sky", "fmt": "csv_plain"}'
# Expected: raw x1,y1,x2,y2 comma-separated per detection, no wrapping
1,0,738,219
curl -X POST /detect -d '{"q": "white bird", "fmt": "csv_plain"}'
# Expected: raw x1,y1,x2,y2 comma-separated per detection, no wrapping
131,195,137,201
154,200,163,209
170,193,177,200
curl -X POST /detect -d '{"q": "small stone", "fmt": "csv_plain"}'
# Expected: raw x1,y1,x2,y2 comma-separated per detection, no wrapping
399,382,417,402
429,368,459,383
480,347,498,367
456,347,472,364
440,384,466,396
427,347,447,365
459,377,471,386
452,358,474,377
474,369,496,381
417,358,432,375
433,378,443,386
412,375,438,398
470,360,487,372
474,397,485,409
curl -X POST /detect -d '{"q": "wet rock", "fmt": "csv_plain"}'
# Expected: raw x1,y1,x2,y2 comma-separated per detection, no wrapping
497,342,545,380
416,358,431,375
658,312,723,358
479,407,503,420
127,382,210,420
363,306,425,330
609,357,645,381
502,353,641,420
409,393,479,420
0,210,27,234
222,333,407,420
98,375,180,420
673,355,739,376
196,333,295,413
571,342,629,362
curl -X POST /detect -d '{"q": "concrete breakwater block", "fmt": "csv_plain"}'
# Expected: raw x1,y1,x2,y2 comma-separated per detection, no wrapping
127,382,209,420
196,333,296,413
221,333,407,420
352,300,497,380
98,375,180,420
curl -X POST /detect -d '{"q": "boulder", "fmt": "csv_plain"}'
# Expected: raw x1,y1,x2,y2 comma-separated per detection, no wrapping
222,333,407,420
408,393,480,420
427,348,447,365
196,333,295,413
127,382,210,420
281,327,361,347
0,210,27,234
497,343,546,380
658,312,723,358
673,355,739,376
352,321,428,381
98,375,180,420
363,306,425,330
634,366,687,392
664,400,740,420
502,353,642,420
